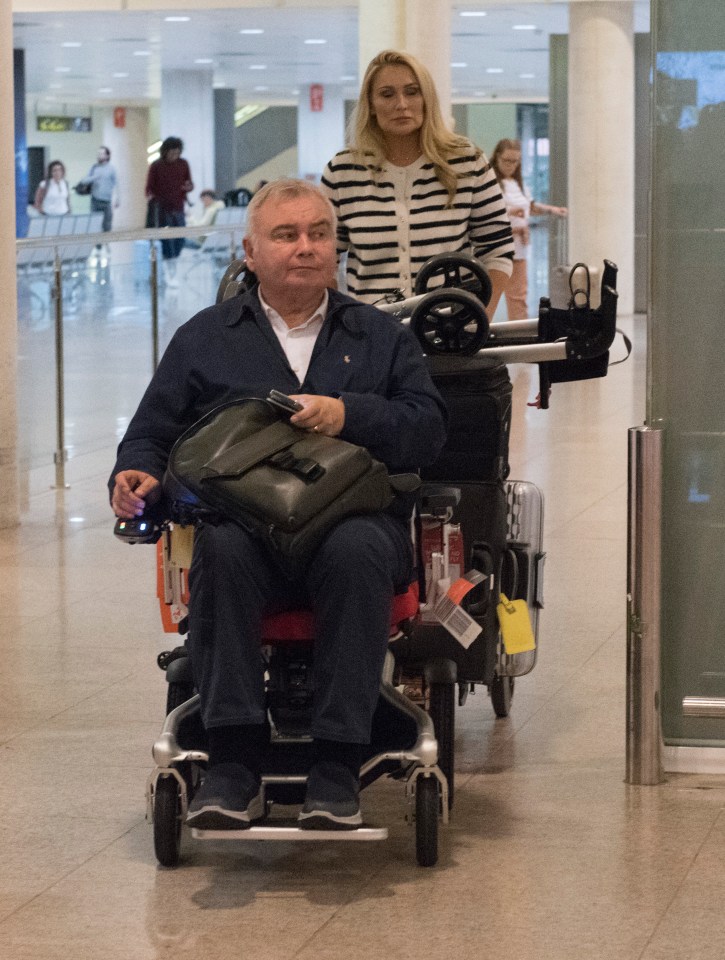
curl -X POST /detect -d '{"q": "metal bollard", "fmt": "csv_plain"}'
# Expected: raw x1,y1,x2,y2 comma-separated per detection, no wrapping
626,425,665,784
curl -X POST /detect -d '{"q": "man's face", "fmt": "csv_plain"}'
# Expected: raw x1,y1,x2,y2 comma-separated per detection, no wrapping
243,193,337,303
97,148,109,163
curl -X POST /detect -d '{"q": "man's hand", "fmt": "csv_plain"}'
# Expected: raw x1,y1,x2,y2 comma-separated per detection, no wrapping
289,395,345,437
111,470,161,518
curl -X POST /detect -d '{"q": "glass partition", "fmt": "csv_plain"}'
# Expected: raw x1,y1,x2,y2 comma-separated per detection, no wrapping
16,225,244,494
651,2,725,743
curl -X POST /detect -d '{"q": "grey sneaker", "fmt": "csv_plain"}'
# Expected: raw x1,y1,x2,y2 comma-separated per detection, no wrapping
186,762,264,830
298,761,362,830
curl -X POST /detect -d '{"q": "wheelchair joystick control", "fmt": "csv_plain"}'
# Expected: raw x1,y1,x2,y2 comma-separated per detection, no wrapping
113,516,161,545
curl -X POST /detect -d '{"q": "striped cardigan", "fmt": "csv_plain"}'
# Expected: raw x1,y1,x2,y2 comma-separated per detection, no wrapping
320,147,514,303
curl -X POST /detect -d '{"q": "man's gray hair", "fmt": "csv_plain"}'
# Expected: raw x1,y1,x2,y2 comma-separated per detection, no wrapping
245,178,336,241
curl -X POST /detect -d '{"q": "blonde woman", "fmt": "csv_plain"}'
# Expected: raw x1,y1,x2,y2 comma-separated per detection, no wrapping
321,49,514,310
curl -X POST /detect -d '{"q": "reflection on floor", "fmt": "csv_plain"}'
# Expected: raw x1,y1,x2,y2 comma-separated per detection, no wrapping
4,250,725,960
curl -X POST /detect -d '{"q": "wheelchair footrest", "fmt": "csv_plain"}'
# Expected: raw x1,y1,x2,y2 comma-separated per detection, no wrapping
191,822,388,841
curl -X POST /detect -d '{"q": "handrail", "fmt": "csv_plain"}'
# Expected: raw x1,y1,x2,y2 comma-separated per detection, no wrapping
16,221,245,251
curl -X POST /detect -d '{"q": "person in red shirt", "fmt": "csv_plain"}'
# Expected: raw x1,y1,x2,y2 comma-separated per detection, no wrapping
145,136,193,286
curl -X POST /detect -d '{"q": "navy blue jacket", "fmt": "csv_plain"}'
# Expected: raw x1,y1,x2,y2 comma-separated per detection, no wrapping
109,287,447,492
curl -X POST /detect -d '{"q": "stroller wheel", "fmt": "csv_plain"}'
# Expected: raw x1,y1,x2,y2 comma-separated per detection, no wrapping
153,774,183,868
415,775,439,868
490,673,515,718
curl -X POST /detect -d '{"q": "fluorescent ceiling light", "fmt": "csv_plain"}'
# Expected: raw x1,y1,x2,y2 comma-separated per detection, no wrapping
520,73,535,79
486,67,503,74
304,39,327,44
133,50,151,56
195,58,213,64
254,86,269,91
165,16,190,22
62,42,81,48
249,64,267,70
513,25,537,31
451,62,468,68
112,72,128,78
460,10,487,16
240,28,264,34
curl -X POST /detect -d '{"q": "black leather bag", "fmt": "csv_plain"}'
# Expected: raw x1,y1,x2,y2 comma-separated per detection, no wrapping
164,398,397,576
74,181,92,196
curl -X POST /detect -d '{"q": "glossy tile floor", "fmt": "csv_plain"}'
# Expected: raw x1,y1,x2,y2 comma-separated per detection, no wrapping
4,248,725,960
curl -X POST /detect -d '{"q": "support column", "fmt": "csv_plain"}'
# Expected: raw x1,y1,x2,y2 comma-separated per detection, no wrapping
568,1,635,314
297,84,345,182
161,69,215,200
358,0,452,124
214,89,237,198
1,15,19,526
100,107,149,231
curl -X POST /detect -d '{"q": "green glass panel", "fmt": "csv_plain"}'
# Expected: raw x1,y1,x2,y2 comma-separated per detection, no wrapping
651,1,725,743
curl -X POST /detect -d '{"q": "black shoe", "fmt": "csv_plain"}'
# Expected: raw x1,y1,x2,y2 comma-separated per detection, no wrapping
298,761,362,830
186,762,264,830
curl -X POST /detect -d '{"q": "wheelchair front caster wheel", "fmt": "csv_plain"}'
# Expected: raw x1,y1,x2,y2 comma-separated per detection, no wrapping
490,673,515,718
415,776,439,868
153,775,183,868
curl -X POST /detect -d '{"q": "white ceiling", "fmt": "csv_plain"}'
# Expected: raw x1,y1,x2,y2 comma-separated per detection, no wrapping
13,2,651,110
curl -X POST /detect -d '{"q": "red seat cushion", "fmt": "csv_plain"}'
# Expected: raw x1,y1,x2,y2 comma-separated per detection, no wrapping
261,583,419,643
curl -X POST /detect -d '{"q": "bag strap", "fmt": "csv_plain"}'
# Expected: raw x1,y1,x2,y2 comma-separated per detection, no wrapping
200,419,297,480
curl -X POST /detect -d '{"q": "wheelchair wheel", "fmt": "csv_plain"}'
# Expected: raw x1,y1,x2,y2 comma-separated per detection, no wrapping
428,682,455,810
490,672,515,718
153,774,183,868
166,680,194,715
415,775,439,868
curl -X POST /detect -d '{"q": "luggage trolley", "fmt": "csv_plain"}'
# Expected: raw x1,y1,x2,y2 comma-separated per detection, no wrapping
375,253,619,804
116,253,620,866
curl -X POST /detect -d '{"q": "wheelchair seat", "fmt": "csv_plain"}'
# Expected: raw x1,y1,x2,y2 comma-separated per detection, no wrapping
261,585,419,642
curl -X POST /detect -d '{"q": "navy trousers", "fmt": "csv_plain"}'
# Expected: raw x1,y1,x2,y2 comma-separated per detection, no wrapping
187,514,413,744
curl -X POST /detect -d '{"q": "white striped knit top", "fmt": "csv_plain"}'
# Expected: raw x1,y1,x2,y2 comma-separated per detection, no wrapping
320,147,514,304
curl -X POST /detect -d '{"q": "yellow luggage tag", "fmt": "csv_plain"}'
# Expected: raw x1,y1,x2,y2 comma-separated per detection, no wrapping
497,593,536,655
169,523,195,569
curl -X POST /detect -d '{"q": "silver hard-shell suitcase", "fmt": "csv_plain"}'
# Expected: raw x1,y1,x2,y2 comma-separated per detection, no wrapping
498,480,545,677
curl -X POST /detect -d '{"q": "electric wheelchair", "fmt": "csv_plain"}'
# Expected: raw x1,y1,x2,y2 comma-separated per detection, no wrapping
116,252,620,868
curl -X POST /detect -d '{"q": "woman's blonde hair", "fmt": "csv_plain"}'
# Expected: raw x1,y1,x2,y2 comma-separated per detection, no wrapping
348,49,480,206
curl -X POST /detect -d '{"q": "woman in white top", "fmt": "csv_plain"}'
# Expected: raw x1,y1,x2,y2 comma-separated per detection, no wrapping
491,139,567,320
321,49,514,311
34,160,71,216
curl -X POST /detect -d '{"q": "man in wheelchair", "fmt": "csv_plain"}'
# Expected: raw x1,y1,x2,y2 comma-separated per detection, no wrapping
109,179,447,831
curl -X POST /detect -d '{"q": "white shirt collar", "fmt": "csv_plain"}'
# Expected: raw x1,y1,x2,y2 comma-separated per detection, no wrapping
258,288,328,332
